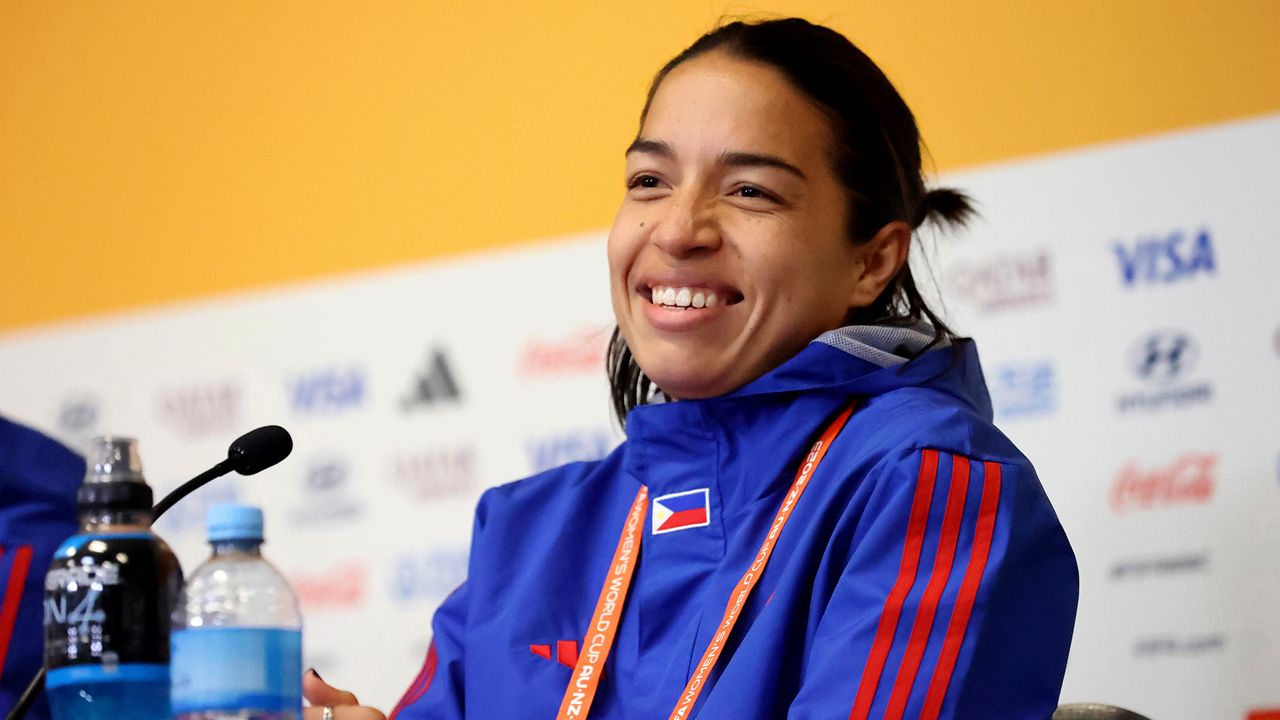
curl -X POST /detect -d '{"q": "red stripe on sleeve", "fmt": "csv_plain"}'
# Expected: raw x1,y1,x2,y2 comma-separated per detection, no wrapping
848,449,941,720
883,456,971,720
0,545,34,678
919,461,1003,720
389,640,439,720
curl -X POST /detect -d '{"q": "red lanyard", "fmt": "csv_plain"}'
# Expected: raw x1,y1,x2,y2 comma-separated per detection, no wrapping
556,402,857,720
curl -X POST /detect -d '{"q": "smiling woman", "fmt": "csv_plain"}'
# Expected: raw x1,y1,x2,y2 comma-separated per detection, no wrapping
303,18,1078,720
606,20,974,414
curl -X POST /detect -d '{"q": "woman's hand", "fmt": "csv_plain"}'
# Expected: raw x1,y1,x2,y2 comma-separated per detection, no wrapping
302,669,388,720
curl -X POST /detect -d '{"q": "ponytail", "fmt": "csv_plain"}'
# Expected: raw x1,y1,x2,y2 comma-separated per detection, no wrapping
917,187,977,230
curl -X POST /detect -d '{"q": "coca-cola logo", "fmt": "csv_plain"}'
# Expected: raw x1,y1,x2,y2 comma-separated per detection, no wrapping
517,326,610,378
1110,452,1216,514
289,560,367,611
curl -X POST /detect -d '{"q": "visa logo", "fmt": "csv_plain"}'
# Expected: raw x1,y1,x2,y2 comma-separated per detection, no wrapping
288,367,365,413
1113,228,1215,287
525,428,617,474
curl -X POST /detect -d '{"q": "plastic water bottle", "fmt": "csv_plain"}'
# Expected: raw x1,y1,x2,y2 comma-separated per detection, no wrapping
171,504,303,720
44,436,183,720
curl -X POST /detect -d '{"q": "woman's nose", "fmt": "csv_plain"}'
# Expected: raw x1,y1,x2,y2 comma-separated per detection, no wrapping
649,193,722,258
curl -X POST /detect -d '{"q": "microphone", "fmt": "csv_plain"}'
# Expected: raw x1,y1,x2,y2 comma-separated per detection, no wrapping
5,425,293,720
151,425,293,518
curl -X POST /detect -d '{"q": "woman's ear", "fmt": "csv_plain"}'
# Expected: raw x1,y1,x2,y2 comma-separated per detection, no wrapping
848,221,912,307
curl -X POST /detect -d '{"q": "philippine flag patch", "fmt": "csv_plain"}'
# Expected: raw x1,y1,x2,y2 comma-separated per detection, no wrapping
652,489,711,535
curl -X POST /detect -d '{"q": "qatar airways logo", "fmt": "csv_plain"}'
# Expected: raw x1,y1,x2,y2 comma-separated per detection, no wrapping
946,249,1054,313
155,381,240,438
289,560,367,612
517,325,611,378
391,445,476,500
1110,452,1216,514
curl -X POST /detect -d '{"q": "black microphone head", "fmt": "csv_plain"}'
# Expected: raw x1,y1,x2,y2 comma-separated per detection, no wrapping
227,425,293,475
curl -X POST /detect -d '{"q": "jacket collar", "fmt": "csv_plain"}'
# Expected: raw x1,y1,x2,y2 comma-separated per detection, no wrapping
620,326,992,510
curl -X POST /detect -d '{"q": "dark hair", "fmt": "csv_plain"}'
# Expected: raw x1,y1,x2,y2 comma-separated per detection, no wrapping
608,17,976,426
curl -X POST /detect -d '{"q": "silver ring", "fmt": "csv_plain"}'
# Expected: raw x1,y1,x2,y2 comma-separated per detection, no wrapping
322,707,334,720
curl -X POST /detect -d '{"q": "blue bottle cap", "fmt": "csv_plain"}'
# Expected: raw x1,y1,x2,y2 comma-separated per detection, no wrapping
207,503,265,543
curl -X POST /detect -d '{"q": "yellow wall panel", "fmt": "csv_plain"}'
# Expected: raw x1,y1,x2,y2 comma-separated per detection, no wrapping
3,1,1279,332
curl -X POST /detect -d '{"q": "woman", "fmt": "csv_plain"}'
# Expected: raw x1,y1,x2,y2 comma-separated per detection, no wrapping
305,17,1078,720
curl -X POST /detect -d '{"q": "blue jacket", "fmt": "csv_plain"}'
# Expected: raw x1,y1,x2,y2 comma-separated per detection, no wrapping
392,329,1078,719
0,417,83,720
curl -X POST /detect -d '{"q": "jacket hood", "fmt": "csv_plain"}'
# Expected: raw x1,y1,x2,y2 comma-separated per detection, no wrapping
721,325,993,420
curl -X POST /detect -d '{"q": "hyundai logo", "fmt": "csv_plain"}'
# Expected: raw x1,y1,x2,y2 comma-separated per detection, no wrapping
306,460,348,493
1129,331,1199,385
57,397,99,433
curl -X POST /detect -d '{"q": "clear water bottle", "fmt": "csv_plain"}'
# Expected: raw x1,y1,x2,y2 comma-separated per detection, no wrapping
44,436,183,720
171,504,303,720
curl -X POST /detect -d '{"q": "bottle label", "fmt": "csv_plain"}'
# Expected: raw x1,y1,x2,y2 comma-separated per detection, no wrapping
171,627,303,713
43,535,183,669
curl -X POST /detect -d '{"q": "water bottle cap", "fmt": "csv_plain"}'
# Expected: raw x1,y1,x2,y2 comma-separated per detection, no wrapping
207,503,265,543
84,436,146,484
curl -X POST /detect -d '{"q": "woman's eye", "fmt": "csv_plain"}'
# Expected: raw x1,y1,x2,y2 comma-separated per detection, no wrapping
732,185,777,202
627,174,661,189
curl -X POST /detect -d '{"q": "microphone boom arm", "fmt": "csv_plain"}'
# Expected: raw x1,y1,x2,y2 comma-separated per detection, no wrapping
150,459,233,521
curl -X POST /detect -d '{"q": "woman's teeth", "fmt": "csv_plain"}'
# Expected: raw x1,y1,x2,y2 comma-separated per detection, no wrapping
651,286,720,308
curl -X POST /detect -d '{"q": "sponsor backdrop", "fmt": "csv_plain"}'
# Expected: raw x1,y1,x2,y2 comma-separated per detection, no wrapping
2,115,1278,718
4,4,1280,719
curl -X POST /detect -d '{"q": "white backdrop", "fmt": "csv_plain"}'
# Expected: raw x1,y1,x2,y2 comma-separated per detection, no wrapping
2,113,1279,718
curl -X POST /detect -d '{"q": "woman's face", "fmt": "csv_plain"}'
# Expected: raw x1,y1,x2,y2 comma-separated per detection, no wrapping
608,51,871,400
